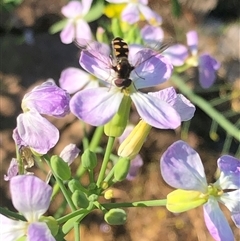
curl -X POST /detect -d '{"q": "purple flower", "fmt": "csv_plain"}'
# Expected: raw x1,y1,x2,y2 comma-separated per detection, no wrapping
60,0,93,44
22,79,70,118
106,0,162,25
70,47,183,129
186,31,220,88
13,110,59,154
4,158,19,181
0,175,56,241
160,140,240,241
60,143,80,165
140,25,189,66
59,67,100,94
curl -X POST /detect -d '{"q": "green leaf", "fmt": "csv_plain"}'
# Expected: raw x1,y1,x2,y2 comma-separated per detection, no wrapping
171,0,182,17
84,0,105,22
49,19,68,34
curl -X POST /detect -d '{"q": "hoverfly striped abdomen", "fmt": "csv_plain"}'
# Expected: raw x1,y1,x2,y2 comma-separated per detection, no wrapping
112,37,129,59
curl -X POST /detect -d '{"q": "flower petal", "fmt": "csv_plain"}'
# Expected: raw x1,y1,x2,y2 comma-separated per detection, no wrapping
163,44,189,66
81,0,93,15
186,30,198,55
75,19,93,41
139,5,162,25
131,50,173,89
0,214,26,241
231,212,240,228
10,175,52,222
4,158,18,181
149,87,195,121
60,143,80,165
70,87,123,126
28,222,55,241
121,4,140,24
216,155,240,189
61,1,83,18
59,67,95,94
80,50,114,83
60,21,75,44
131,91,181,129
22,79,70,117
203,197,234,241
17,111,59,154
218,190,240,214
199,54,220,88
160,140,208,192
126,154,143,180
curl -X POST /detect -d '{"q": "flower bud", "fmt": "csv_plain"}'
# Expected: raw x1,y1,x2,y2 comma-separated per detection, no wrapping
104,208,127,225
167,189,207,213
68,179,82,193
81,149,97,169
118,120,151,159
114,157,131,182
50,155,71,180
72,190,89,209
104,189,114,200
88,194,98,202
104,95,131,137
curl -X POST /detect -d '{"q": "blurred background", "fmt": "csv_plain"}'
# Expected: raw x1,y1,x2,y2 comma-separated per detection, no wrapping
0,0,239,240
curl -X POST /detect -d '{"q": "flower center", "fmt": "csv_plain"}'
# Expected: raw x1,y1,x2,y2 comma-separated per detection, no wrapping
207,184,223,198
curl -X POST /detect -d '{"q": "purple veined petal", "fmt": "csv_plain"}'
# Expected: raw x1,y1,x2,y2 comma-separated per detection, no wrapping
127,154,144,180
12,127,27,148
0,214,27,241
203,197,234,241
60,21,75,44
138,0,148,4
75,19,93,41
128,44,145,62
139,5,162,25
163,44,189,66
60,143,80,165
70,87,123,126
199,54,220,89
231,212,240,228
59,67,96,94
216,155,240,189
22,79,70,117
4,158,19,181
28,222,55,241
10,175,52,222
80,50,115,83
121,3,140,24
81,0,93,15
186,30,198,55
131,49,173,89
61,1,83,18
140,25,164,48
149,87,196,121
131,91,181,129
17,111,59,154
160,140,208,192
218,190,240,214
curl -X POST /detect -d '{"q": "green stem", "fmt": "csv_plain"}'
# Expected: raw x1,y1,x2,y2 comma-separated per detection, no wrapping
44,155,76,211
96,136,115,187
0,207,26,221
171,75,240,141
57,209,88,224
89,126,104,152
74,222,80,241
101,199,167,209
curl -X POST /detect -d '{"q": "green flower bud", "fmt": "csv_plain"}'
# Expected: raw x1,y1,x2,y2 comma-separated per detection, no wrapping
81,149,97,169
114,157,131,182
72,190,89,209
104,208,127,225
50,155,71,180
88,194,98,202
39,216,59,236
68,179,82,193
104,95,131,137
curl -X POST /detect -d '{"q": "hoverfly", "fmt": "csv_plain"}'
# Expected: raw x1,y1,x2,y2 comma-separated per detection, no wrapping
74,36,171,89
